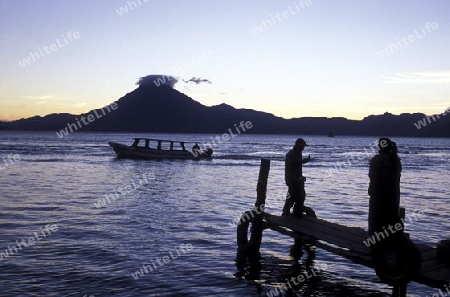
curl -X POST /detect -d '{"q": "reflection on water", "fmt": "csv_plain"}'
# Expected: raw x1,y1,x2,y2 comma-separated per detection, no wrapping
236,238,391,297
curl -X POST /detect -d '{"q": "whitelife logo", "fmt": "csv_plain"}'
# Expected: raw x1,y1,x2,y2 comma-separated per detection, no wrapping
250,0,313,35
376,22,438,58
192,121,253,157
414,107,450,130
93,173,155,208
0,154,20,171
115,0,149,16
0,225,58,261
131,243,193,280
18,31,80,68
56,102,118,139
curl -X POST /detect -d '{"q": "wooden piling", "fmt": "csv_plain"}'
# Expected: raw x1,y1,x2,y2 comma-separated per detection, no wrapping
255,158,270,209
250,159,270,253
236,159,270,255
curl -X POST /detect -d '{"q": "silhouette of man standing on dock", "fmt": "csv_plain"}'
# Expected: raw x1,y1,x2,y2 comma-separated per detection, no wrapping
283,138,310,217
368,138,402,235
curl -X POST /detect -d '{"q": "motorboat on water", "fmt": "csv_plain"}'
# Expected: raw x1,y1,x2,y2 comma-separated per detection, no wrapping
108,138,213,160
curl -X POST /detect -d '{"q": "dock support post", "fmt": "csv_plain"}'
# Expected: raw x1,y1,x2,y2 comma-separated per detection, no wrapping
236,159,270,257
392,207,407,297
251,158,270,253
255,158,270,209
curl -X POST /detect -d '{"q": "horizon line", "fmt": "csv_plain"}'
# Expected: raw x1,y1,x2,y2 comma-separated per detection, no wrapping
0,106,442,123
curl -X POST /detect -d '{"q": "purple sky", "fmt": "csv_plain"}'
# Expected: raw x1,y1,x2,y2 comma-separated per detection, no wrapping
1,0,449,121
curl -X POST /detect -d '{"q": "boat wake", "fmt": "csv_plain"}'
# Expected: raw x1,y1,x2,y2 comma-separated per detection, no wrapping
214,154,284,162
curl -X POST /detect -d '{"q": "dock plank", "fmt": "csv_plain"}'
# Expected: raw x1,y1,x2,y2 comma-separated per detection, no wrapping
264,213,371,255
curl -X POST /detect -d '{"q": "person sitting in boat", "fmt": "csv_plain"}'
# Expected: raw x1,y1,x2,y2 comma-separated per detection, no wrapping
192,143,201,156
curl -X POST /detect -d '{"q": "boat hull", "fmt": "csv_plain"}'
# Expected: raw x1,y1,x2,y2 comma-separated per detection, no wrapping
108,142,210,160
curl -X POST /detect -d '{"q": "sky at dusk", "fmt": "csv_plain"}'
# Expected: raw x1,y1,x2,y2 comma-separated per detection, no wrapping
0,0,449,121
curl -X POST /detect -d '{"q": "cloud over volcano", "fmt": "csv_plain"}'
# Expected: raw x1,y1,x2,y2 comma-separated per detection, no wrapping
137,75,179,88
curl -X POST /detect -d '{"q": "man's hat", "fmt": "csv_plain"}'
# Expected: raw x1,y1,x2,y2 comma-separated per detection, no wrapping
295,138,307,147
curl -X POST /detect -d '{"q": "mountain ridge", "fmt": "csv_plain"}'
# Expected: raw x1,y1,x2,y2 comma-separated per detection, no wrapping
1,85,449,137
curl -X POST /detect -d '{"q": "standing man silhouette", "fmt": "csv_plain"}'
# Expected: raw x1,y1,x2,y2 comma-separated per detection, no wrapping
282,138,310,217
368,138,402,234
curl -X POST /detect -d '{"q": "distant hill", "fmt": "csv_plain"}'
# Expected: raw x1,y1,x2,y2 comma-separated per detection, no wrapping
1,84,449,137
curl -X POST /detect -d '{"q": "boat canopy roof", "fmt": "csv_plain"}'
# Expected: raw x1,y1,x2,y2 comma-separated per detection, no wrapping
132,138,194,144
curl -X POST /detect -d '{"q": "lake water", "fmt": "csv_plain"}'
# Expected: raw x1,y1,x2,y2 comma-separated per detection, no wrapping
0,131,448,296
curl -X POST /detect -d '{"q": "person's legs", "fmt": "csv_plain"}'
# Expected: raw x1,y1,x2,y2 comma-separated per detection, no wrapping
282,189,294,216
293,182,305,217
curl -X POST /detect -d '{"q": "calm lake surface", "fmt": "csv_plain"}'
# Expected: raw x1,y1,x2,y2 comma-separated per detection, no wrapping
0,131,448,296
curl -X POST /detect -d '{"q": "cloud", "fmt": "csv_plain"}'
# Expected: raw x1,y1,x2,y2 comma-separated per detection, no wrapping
382,71,450,84
136,75,179,88
136,75,212,88
71,102,88,108
20,94,65,100
183,77,212,85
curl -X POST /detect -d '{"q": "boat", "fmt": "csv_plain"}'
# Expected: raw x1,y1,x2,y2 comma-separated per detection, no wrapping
108,138,213,160
328,131,335,137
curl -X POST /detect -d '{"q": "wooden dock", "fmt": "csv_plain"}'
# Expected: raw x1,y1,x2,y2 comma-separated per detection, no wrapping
237,159,450,296
263,213,450,289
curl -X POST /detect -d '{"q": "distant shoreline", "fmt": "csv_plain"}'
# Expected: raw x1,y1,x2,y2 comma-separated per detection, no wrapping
0,130,449,138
